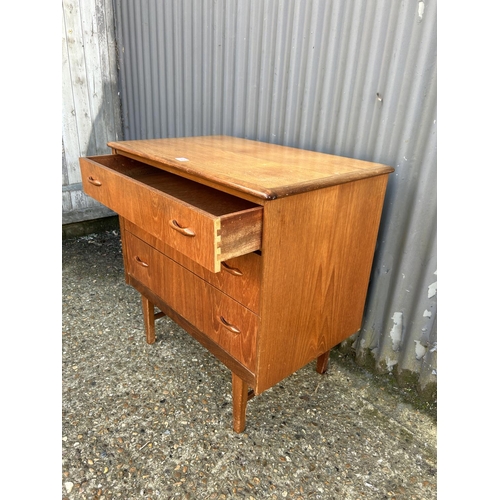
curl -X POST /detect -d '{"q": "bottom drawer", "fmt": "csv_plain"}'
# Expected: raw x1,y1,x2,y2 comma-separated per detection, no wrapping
123,230,257,371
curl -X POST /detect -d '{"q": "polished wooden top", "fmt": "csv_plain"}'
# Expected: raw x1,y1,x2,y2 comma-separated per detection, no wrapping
108,135,394,200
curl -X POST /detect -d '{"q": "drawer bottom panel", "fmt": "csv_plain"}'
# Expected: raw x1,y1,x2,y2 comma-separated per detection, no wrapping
123,230,257,371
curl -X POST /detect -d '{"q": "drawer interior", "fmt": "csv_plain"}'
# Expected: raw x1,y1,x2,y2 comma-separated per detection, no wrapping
91,154,260,216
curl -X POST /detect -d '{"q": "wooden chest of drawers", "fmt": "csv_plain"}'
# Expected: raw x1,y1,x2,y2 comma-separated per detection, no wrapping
80,135,393,432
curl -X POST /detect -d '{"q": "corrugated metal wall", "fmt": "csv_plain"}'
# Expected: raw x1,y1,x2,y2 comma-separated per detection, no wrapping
110,0,437,398
62,0,123,224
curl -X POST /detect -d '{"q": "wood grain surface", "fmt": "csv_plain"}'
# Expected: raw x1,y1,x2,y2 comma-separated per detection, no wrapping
255,174,390,393
108,136,394,200
123,219,262,313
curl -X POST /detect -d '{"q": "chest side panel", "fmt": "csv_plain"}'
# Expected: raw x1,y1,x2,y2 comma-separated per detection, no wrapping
255,174,389,393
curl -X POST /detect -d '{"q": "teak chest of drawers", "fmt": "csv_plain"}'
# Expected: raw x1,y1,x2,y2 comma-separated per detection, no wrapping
79,135,393,432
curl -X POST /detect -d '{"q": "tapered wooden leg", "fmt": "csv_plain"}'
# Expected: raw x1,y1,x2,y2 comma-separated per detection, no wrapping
141,295,156,344
232,373,249,433
316,349,330,374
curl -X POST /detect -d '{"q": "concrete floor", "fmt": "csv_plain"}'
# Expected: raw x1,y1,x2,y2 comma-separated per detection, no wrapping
62,229,437,499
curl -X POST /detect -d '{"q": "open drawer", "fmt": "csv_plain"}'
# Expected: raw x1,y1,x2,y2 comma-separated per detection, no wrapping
79,154,263,272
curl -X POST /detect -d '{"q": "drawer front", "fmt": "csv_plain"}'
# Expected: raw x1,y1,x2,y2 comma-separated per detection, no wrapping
79,155,262,272
123,219,261,313
124,231,257,371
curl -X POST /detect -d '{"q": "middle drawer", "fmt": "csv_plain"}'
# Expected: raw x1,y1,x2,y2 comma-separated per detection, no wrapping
123,230,257,371
123,219,261,313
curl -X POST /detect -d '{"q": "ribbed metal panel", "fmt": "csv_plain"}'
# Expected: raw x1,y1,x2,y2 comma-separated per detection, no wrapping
113,0,437,397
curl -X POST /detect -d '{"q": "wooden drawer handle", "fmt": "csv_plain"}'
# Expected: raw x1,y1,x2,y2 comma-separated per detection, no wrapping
87,176,102,187
221,262,243,276
218,316,241,334
169,219,196,237
134,256,149,267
